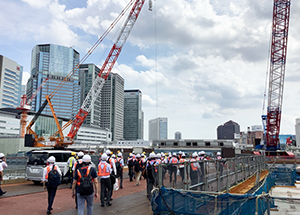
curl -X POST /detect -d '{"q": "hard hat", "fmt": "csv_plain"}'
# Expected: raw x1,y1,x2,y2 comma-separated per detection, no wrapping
112,154,116,158
143,151,146,154
71,152,76,156
78,151,84,157
161,153,165,157
217,152,221,156
129,153,132,157
172,152,177,156
156,153,161,158
192,152,197,158
48,156,55,163
149,152,155,158
165,153,168,156
82,155,91,163
106,150,111,155
136,154,141,158
141,153,145,157
0,153,4,158
118,152,122,157
178,151,183,154
198,151,201,155
202,151,206,155
182,152,186,157
101,153,108,161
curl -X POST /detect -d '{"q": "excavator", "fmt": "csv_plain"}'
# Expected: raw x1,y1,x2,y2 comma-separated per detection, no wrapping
25,0,151,148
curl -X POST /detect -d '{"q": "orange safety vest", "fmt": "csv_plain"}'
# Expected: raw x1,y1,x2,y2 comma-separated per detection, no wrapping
76,166,91,186
98,163,110,177
179,158,185,168
170,157,178,163
117,158,123,166
45,165,57,179
190,158,198,171
109,158,115,168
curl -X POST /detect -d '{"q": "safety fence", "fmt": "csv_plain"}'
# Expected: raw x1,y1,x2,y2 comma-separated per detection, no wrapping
151,165,296,215
156,155,266,192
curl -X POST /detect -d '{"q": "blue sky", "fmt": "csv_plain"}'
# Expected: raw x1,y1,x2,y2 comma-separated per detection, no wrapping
1,0,300,140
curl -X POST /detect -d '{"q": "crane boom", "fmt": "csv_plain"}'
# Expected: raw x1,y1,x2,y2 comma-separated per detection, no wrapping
265,0,291,151
68,0,146,139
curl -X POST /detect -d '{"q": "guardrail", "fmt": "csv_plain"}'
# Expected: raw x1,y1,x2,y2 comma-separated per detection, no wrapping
155,155,266,192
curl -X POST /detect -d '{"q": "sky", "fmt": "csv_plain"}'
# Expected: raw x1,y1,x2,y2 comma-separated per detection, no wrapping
1,0,300,140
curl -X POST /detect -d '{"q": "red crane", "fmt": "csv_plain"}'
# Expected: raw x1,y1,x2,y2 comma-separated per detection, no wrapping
265,0,291,151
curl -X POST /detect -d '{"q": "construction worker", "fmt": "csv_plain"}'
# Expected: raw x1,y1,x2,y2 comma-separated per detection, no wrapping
179,153,186,181
67,152,76,188
134,154,143,186
169,152,178,183
98,153,112,207
106,150,116,200
216,152,224,180
73,151,84,209
190,152,200,190
146,153,156,200
127,153,134,181
0,153,8,169
72,155,98,215
0,153,7,196
116,152,124,189
42,156,62,214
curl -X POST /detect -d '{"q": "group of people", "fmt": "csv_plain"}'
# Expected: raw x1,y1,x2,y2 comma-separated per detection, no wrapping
0,153,8,196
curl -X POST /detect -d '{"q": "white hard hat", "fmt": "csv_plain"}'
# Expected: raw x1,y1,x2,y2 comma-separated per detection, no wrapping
141,153,145,157
0,153,4,158
78,151,84,157
149,152,155,158
101,153,108,161
112,154,116,158
172,152,177,156
106,150,111,155
217,152,221,156
82,155,91,163
179,151,183,154
137,154,141,158
198,151,201,155
182,152,186,157
161,153,165,157
192,152,197,158
48,156,55,163
118,152,122,157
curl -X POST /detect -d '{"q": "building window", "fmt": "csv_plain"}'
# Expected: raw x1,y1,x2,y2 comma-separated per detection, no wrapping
174,142,178,146
186,142,191,146
161,142,165,146
219,142,224,146
192,142,197,146
205,142,210,146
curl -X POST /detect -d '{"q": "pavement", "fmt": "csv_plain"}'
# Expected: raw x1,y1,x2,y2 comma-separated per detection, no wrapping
0,175,153,215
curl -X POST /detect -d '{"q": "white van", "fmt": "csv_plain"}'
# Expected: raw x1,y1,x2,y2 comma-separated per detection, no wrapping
25,150,74,184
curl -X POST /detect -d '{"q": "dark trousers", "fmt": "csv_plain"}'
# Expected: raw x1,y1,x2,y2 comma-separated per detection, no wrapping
101,178,112,204
46,184,58,211
179,168,184,181
118,169,123,188
128,166,133,181
191,170,198,190
0,181,4,195
147,178,155,200
169,166,177,183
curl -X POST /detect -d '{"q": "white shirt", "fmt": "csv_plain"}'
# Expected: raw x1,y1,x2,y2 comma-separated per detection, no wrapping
42,164,62,182
0,160,7,169
0,163,3,172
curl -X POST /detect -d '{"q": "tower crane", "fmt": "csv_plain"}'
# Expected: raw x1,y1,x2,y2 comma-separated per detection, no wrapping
262,0,291,154
25,0,147,148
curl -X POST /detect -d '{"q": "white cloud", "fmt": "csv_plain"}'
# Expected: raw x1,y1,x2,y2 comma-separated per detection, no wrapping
22,72,30,85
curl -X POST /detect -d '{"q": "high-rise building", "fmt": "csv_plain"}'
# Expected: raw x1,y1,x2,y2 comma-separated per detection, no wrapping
217,120,240,140
79,64,101,128
0,55,23,108
26,44,80,119
149,117,168,140
295,118,300,147
123,89,143,140
100,73,124,141
175,131,182,140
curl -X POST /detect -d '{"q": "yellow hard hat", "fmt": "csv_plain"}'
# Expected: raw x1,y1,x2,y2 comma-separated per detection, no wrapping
143,152,146,154
71,152,76,156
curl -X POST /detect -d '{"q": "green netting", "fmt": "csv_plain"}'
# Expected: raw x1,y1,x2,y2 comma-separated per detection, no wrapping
152,167,295,215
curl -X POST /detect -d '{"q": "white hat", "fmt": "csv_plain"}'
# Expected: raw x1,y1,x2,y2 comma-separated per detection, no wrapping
217,152,221,156
47,156,55,163
161,152,165,157
82,155,91,163
118,152,122,157
0,153,4,158
106,150,111,155
78,151,84,157
149,152,155,158
192,152,198,158
178,151,183,154
136,154,141,158
101,153,108,161
182,152,186,157
172,152,177,156
112,154,116,158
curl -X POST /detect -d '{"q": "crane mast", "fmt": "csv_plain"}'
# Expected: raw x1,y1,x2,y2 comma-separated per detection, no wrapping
265,0,291,151
67,0,146,140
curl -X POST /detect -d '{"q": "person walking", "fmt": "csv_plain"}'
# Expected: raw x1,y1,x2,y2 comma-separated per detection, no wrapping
98,153,112,207
72,155,98,215
0,153,7,196
127,153,134,181
179,153,186,181
73,151,84,209
106,150,116,201
134,154,143,186
146,153,156,200
42,156,62,214
116,152,124,189
67,152,76,188
169,153,178,183
190,152,200,190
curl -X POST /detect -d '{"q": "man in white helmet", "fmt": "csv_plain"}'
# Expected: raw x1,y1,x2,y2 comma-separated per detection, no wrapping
134,154,143,186
116,152,124,189
98,153,112,207
127,153,134,182
0,152,7,196
42,156,62,214
72,151,84,209
145,153,156,200
72,154,98,215
190,152,200,190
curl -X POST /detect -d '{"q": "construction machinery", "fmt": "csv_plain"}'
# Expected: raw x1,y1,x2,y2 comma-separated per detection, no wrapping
25,0,147,148
260,0,293,157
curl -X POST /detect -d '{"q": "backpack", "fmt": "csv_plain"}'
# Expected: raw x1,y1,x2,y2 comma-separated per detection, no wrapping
78,166,94,196
115,159,122,174
146,161,154,179
48,165,61,187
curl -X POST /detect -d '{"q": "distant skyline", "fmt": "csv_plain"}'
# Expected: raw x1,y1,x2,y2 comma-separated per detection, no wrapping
1,0,300,140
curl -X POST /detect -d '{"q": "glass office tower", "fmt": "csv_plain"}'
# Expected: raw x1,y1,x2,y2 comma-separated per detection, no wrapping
26,44,80,119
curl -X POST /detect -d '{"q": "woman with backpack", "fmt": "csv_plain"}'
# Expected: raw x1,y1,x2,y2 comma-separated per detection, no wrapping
42,156,62,215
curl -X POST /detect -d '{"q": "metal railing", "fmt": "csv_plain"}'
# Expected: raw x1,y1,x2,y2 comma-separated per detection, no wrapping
156,155,266,192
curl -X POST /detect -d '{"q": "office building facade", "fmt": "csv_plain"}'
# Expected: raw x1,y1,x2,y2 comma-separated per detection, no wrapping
149,117,168,140
26,44,80,119
123,89,143,140
217,120,240,140
175,131,182,140
0,55,23,108
100,73,124,141
79,64,101,128
295,118,300,147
